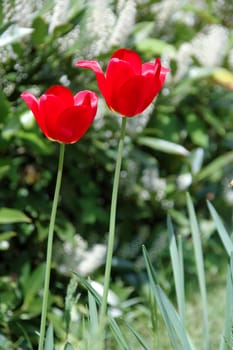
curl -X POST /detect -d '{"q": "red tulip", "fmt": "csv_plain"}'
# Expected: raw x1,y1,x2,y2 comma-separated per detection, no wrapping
76,48,169,117
21,85,98,144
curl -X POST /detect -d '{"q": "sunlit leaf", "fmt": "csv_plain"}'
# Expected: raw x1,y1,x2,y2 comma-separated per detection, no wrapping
138,137,189,156
0,208,31,224
0,25,33,46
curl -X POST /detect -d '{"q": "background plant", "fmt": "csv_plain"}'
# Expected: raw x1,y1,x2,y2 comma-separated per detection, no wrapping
0,0,233,348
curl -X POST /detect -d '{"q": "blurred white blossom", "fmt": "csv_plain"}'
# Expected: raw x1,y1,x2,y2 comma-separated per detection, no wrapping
192,25,228,67
126,103,154,135
109,0,136,47
49,0,70,33
177,173,193,190
84,0,116,57
165,24,229,82
54,234,106,276
141,168,167,201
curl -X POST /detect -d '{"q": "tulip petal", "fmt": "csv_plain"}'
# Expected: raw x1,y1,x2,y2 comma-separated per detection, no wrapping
21,92,48,137
76,60,107,96
56,104,97,143
74,90,98,110
105,58,136,108
111,48,142,74
111,75,164,117
39,94,65,141
45,85,74,108
160,65,170,85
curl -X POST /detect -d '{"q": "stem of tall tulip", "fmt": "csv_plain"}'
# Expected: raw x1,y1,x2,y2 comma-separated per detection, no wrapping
100,117,127,321
38,143,65,350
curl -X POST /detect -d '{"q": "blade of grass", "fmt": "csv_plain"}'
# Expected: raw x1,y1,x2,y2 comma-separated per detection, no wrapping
186,193,210,350
219,253,233,350
178,234,184,314
149,288,160,349
167,216,185,326
64,343,75,350
142,246,194,350
44,323,54,350
88,290,99,334
15,322,33,350
125,321,151,350
73,273,129,350
87,290,105,350
207,201,233,256
109,318,130,350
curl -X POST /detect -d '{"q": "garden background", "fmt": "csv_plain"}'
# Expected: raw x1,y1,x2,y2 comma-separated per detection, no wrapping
0,0,233,349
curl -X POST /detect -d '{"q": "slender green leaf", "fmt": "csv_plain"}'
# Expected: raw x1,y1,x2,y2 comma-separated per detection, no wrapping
0,208,31,224
167,216,185,326
0,231,16,242
17,130,53,155
207,201,233,256
138,137,189,156
64,342,75,350
219,259,233,350
149,289,159,348
126,321,151,350
15,322,33,350
44,323,54,350
22,263,45,311
186,193,209,350
109,318,130,350
136,38,175,57
73,273,129,350
143,246,194,350
196,151,233,181
88,290,99,334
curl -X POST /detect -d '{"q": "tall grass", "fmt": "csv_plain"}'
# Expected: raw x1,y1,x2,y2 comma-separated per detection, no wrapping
47,194,232,349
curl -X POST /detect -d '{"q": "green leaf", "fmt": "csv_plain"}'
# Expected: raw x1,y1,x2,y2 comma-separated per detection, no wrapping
109,318,130,350
211,68,233,90
0,89,10,119
31,17,48,46
219,261,233,350
143,246,195,350
0,231,16,242
138,137,189,156
167,216,185,325
88,290,99,334
0,25,33,46
207,201,233,256
126,321,151,350
186,193,209,350
0,208,31,224
17,130,54,155
136,38,175,58
22,263,45,311
74,273,129,350
132,22,154,44
186,113,209,148
64,343,75,350
196,151,233,182
182,5,219,24
44,323,54,350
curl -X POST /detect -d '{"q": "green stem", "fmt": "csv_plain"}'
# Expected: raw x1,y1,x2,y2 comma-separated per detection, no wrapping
100,117,127,321
38,143,65,350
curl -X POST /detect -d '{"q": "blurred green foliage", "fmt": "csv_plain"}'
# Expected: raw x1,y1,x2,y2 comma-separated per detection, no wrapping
0,0,233,348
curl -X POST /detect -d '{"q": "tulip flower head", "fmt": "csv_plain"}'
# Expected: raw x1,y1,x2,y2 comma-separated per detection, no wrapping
21,85,98,144
76,48,169,117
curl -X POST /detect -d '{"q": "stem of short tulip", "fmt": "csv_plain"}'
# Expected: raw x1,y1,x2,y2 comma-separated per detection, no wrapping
38,143,65,350
100,117,127,321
